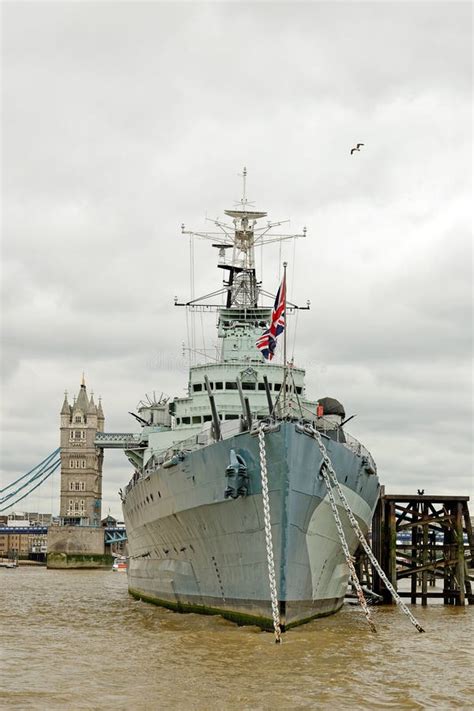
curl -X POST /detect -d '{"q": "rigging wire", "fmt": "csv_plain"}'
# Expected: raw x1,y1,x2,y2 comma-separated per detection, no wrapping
189,236,196,362
185,306,191,367
290,237,296,302
290,236,298,362
291,308,300,363
200,308,207,359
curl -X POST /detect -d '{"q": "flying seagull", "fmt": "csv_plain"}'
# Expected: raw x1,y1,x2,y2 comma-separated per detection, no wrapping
350,143,364,155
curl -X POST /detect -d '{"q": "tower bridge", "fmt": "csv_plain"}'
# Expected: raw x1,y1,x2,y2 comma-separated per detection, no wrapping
0,377,128,567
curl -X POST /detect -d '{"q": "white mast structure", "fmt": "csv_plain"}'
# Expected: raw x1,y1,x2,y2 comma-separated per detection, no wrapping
179,167,308,312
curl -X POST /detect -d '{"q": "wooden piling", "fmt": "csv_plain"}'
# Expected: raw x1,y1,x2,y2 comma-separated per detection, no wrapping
369,494,473,606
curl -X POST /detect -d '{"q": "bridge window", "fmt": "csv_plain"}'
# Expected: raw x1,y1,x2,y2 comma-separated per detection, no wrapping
203,414,212,422
274,383,281,391
192,416,201,424
225,382,238,390
224,414,239,420
242,382,256,390
192,383,202,392
215,382,223,390
296,386,302,395
182,417,191,425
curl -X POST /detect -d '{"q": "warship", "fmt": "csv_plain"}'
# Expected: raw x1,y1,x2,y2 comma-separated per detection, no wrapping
117,171,381,630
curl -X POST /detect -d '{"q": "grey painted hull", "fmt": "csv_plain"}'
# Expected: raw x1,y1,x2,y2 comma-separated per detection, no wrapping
122,423,380,628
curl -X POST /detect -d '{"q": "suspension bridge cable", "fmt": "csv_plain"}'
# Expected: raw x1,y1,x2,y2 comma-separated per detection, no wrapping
0,460,61,513
0,448,60,494
0,456,61,505
0,454,61,503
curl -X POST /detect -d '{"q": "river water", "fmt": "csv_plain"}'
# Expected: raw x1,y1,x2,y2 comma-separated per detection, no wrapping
1,567,472,710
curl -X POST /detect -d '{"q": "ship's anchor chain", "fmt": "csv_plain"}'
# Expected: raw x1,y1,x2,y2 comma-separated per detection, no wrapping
309,425,425,634
258,424,282,643
320,462,376,632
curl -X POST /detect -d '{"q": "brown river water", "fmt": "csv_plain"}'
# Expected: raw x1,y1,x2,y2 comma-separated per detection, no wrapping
1,567,472,710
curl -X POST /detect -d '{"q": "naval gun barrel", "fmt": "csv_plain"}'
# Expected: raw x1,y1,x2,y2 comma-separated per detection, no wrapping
204,376,222,441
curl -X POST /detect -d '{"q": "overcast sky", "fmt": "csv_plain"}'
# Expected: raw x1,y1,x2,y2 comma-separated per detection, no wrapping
1,1,472,520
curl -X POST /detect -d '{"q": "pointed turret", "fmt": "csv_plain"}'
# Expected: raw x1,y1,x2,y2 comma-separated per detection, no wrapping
61,391,71,416
97,396,105,433
87,391,98,428
73,374,89,415
60,390,71,427
88,392,98,415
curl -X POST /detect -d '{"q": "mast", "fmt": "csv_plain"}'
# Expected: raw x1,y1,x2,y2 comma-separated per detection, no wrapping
176,169,309,363
179,168,306,310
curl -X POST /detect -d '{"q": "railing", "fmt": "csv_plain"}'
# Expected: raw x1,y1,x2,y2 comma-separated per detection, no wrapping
313,415,377,473
123,416,377,495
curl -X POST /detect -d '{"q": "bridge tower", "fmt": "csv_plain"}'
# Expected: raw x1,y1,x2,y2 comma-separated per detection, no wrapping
59,376,104,527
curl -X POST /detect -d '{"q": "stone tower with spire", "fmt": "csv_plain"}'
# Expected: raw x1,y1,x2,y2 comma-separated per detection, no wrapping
59,376,104,526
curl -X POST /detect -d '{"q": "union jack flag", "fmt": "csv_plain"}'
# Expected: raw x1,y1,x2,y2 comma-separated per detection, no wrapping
256,273,286,360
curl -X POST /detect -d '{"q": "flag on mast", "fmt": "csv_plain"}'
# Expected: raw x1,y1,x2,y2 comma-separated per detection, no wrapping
256,273,286,361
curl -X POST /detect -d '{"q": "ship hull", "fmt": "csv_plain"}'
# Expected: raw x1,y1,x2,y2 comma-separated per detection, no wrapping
123,422,380,629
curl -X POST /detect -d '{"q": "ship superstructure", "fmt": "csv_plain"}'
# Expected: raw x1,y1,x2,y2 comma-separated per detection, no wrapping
119,171,380,629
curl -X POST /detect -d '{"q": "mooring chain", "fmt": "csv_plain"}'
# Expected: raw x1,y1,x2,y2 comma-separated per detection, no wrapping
310,425,425,633
320,464,377,632
258,424,282,643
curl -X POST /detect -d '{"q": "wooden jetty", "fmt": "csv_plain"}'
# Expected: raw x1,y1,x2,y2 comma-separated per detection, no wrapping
357,491,473,605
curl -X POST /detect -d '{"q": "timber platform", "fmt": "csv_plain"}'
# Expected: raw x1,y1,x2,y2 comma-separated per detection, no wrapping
356,492,473,605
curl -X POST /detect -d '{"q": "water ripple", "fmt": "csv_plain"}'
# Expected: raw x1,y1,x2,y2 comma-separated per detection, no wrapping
1,568,472,710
